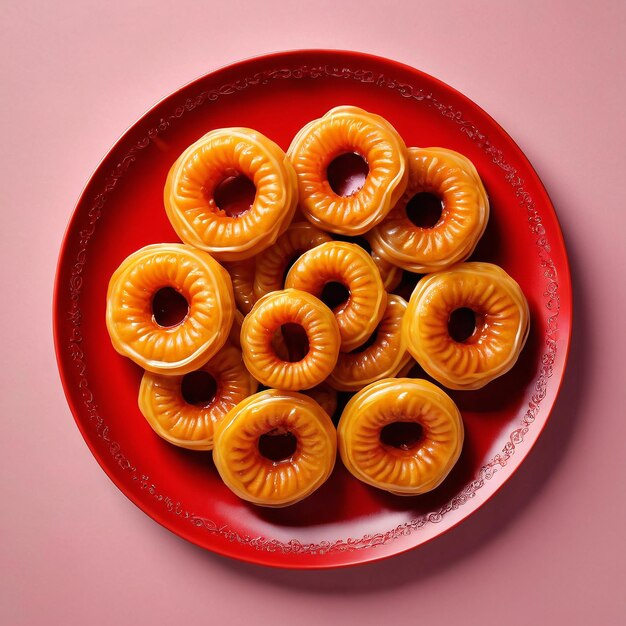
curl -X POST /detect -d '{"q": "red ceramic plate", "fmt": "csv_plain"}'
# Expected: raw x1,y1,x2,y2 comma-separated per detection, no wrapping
54,50,572,569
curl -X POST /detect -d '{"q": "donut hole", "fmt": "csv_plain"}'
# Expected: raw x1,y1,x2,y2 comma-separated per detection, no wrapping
213,173,256,217
380,421,424,451
327,152,369,197
258,428,298,462
448,307,479,343
181,371,217,408
276,323,310,362
152,287,189,327
406,192,444,229
320,281,350,310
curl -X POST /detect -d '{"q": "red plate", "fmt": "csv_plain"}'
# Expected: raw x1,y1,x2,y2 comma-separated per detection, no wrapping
53,50,572,569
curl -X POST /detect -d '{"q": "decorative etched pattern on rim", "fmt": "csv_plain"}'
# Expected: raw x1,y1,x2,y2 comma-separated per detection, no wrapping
65,62,559,555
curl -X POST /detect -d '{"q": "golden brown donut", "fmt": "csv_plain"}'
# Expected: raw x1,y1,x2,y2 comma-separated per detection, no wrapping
253,222,332,299
241,289,341,390
288,106,408,235
164,128,297,261
138,345,257,450
369,147,489,272
403,262,530,390
106,243,234,375
223,258,257,314
213,389,337,507
328,294,411,391
338,378,464,495
284,241,386,352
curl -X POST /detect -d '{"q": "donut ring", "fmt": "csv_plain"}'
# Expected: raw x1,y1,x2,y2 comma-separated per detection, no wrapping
371,249,403,292
287,106,408,235
164,128,298,261
369,147,489,272
338,378,464,495
224,258,257,314
106,244,234,375
138,345,257,450
213,389,337,507
328,294,411,391
302,384,338,418
285,241,386,352
241,289,341,390
253,222,332,299
403,262,530,390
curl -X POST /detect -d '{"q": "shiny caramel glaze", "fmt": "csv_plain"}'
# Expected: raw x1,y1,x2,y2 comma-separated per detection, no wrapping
338,378,464,495
328,295,411,391
223,257,257,314
241,289,341,390
288,106,408,235
403,262,530,390
106,243,234,375
213,390,337,507
369,147,489,272
285,241,386,352
138,345,257,450
165,128,297,261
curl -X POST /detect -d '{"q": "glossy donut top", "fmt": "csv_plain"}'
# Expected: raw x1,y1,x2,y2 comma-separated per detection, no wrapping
369,147,489,273
328,294,411,391
240,288,341,390
106,243,234,375
288,105,408,235
403,262,530,390
164,127,297,261
138,344,257,450
337,378,464,495
213,389,337,507
284,241,386,352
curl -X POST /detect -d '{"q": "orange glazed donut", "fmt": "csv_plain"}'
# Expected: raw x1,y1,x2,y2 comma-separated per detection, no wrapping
164,128,298,261
328,295,411,391
138,345,257,450
223,258,257,314
403,262,530,390
287,106,409,235
369,147,489,273
241,289,341,390
213,390,337,507
253,222,332,299
285,241,386,352
371,249,403,292
106,244,234,375
338,378,464,495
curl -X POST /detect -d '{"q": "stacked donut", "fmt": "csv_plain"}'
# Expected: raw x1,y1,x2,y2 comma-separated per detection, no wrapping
106,106,529,507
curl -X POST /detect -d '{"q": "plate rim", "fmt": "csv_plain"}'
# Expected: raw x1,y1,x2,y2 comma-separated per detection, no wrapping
53,48,573,569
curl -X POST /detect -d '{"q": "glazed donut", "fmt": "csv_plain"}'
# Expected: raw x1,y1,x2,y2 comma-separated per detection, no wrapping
224,258,257,314
253,222,332,299
338,378,464,495
288,106,408,235
213,389,337,507
164,128,298,261
138,345,257,450
106,243,234,375
328,294,411,391
403,262,530,390
241,289,341,390
369,147,489,273
301,383,338,419
284,241,386,352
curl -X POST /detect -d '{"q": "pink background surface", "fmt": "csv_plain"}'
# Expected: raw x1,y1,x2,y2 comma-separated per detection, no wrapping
2,1,625,624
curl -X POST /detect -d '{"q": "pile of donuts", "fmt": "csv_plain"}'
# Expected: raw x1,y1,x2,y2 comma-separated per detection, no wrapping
106,106,530,508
